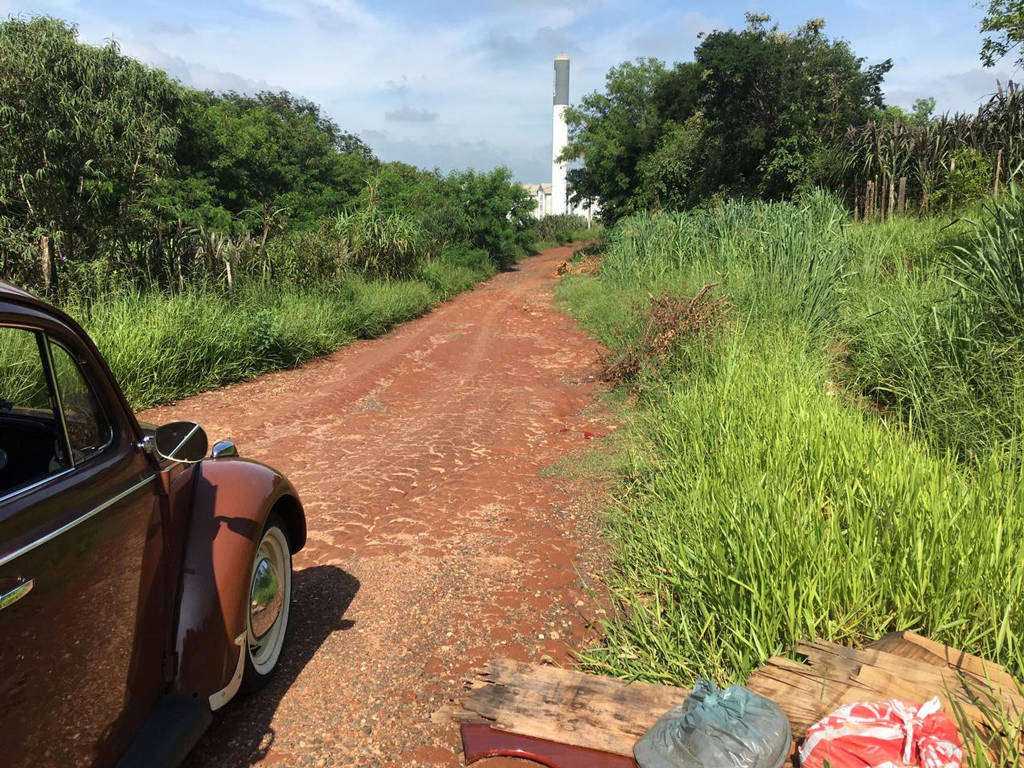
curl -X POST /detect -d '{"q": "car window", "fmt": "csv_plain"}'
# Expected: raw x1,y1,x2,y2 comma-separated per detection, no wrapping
49,340,113,463
0,326,69,496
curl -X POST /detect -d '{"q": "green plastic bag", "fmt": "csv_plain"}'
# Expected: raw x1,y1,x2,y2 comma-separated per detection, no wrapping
634,678,791,768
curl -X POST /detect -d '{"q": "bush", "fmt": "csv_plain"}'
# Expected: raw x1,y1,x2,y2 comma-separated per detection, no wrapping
532,214,589,246
343,206,424,279
932,148,994,209
416,246,496,299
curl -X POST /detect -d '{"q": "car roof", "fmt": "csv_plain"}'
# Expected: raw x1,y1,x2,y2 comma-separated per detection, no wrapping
0,281,62,319
0,280,37,301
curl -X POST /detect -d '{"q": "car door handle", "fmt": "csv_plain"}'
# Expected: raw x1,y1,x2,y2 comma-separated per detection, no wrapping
0,578,34,611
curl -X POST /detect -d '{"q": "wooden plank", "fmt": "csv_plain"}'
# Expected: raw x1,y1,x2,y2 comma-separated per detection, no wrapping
868,632,948,666
454,639,1023,763
895,632,1016,687
869,630,1014,680
854,664,990,727
460,658,688,758
798,640,1024,718
746,668,841,734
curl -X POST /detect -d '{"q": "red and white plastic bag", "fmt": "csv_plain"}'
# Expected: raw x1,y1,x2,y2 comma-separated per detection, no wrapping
799,698,962,768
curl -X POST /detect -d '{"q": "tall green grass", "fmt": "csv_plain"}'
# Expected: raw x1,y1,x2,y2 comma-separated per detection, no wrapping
531,214,600,252
69,248,497,410
558,193,1024,688
842,196,1024,460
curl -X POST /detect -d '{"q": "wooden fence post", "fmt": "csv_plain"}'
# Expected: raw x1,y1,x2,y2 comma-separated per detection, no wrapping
41,236,51,296
995,148,1004,196
888,181,896,221
898,177,907,216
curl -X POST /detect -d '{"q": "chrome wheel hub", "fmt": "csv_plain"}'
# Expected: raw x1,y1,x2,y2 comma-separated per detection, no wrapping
247,526,291,674
249,555,283,639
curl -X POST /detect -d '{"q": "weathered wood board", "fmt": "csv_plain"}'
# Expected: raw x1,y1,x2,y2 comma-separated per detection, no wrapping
870,630,1019,688
458,658,688,758
746,633,1023,741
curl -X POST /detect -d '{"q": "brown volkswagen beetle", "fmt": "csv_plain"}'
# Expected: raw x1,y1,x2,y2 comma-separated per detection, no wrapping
0,281,306,768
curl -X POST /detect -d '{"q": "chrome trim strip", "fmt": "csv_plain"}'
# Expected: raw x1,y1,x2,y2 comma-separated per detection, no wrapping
209,633,246,711
0,467,75,505
0,577,33,610
0,474,155,568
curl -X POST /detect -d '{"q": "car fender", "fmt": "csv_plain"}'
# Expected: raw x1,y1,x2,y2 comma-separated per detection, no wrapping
171,457,305,708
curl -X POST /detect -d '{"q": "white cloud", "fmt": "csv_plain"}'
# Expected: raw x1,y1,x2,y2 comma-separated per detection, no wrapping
385,106,439,123
149,21,193,36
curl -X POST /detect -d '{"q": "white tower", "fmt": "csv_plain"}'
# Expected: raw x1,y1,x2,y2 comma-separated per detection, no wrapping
551,55,570,217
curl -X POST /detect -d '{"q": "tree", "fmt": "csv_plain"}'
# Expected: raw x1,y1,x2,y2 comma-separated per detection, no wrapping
0,16,181,280
561,58,669,222
171,90,377,232
980,0,1024,68
881,97,936,126
561,16,891,220
695,16,890,200
634,114,706,211
444,167,535,268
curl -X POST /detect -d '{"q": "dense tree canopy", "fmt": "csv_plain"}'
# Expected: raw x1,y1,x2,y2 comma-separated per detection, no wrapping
0,16,182,263
163,91,377,232
0,15,380,278
561,58,669,222
562,15,892,220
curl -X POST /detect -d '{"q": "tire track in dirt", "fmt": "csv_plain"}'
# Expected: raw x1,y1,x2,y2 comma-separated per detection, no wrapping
140,245,611,767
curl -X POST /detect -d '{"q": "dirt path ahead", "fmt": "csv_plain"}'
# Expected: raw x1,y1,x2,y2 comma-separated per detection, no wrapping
141,245,610,768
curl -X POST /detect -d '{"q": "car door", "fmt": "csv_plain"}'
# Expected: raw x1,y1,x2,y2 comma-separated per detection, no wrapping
0,321,167,768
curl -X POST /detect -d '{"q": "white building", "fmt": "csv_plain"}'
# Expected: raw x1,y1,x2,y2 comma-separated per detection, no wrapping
525,55,599,224
521,183,553,218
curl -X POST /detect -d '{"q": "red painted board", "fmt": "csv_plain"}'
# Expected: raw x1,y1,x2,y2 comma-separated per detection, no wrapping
461,723,639,768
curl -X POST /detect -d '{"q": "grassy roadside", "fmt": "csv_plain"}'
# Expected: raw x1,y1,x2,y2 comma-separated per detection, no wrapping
556,194,1024,690
68,247,498,410
532,228,601,252
530,214,603,252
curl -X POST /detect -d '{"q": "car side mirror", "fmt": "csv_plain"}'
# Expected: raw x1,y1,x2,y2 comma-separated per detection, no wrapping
149,421,209,463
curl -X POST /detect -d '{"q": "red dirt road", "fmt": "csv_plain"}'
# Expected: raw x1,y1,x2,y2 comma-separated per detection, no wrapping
140,245,611,767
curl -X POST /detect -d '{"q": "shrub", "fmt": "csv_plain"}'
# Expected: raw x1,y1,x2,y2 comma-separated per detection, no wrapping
416,246,496,299
932,148,994,209
533,214,589,246
947,185,1024,337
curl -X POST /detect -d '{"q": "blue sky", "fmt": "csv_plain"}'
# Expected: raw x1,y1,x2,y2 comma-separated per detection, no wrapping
1,0,1016,182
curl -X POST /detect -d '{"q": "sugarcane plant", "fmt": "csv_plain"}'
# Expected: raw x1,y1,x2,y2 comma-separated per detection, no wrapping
835,83,1024,219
